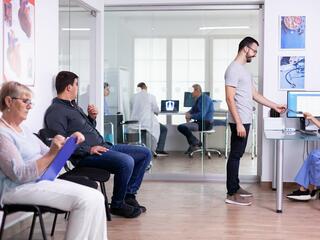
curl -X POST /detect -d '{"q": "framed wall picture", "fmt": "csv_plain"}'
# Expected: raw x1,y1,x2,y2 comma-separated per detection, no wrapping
279,56,305,90
3,0,35,85
280,16,305,49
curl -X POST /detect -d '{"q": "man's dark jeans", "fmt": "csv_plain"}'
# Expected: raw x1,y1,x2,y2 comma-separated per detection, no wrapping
227,123,251,195
76,144,152,208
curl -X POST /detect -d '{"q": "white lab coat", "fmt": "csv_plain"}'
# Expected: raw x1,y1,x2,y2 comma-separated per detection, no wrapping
130,90,160,142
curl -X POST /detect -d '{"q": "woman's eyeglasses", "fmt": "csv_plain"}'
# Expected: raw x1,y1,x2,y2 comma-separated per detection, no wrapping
11,97,34,106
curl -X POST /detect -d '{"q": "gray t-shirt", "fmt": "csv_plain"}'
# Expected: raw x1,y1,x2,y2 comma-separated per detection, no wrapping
225,61,253,124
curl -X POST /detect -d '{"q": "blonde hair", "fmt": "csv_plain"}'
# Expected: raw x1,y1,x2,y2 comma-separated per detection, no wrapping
0,81,32,111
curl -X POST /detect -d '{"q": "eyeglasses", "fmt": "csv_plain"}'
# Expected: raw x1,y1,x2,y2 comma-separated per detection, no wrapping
11,97,34,106
247,45,258,54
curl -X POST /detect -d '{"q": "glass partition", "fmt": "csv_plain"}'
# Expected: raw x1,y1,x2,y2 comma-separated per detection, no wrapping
59,0,96,110
104,8,260,179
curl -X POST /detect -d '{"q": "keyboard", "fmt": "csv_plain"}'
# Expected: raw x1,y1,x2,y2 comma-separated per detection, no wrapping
297,129,318,136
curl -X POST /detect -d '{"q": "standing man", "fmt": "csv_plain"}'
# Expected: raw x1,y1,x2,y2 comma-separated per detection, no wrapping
44,71,152,218
177,84,213,154
225,36,286,206
131,82,168,156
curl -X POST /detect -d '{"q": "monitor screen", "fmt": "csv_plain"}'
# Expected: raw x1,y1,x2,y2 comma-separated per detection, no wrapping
183,92,210,107
160,100,179,112
287,91,320,118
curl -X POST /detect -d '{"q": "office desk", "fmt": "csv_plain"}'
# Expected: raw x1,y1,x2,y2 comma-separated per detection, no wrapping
264,130,320,213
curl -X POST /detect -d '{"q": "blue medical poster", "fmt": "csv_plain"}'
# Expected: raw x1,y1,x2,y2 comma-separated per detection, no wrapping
280,16,305,49
279,56,305,90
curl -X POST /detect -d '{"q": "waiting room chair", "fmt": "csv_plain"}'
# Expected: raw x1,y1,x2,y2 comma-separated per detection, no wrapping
37,129,112,221
0,176,97,240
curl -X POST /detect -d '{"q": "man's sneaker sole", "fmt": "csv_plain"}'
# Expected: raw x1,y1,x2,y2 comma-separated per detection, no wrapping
239,193,253,197
225,198,252,206
156,153,168,157
286,195,311,201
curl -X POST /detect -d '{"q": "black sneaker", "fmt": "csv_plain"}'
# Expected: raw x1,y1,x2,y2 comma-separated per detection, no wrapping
286,189,311,201
311,189,320,200
155,150,169,157
184,146,192,154
110,203,142,218
125,195,147,213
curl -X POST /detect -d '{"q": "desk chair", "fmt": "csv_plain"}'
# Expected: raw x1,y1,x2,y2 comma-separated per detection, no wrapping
189,129,222,159
121,120,143,145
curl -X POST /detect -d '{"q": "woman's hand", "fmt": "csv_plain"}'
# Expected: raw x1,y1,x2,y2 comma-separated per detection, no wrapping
48,135,65,156
71,131,85,144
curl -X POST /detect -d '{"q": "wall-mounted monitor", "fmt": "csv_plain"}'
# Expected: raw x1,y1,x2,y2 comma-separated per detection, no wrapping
184,92,210,107
287,91,320,118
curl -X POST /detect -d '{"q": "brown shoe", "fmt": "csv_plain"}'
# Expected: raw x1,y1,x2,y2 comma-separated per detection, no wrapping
236,187,253,197
225,194,252,206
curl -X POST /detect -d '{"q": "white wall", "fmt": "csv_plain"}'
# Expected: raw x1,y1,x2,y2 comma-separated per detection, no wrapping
262,0,320,181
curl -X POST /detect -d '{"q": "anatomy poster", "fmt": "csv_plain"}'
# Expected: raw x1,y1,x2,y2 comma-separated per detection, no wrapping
280,16,305,49
279,56,305,90
3,0,35,85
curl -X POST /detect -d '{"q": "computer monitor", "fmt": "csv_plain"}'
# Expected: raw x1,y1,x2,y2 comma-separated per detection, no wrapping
160,100,179,112
287,91,320,118
183,92,210,107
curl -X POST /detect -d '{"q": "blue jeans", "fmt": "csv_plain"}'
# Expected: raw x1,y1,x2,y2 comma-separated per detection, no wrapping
295,150,320,188
76,144,152,208
227,123,250,195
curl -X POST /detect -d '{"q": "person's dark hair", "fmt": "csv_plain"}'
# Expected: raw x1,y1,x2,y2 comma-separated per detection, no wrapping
55,71,78,94
104,82,109,89
238,36,259,53
137,82,147,89
0,81,32,111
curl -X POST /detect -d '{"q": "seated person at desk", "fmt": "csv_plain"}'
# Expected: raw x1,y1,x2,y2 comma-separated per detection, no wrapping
104,82,111,115
0,81,106,239
177,84,213,154
44,71,152,218
131,82,168,156
287,112,320,201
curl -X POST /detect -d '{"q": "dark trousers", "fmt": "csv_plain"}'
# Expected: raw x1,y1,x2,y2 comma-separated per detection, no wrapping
177,121,212,146
76,144,152,208
156,123,168,152
141,123,168,152
227,123,251,195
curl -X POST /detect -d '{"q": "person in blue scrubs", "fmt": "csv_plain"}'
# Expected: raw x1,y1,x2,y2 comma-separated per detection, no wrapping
287,112,320,201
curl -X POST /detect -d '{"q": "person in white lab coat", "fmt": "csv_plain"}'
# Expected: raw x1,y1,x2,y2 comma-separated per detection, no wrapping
131,82,168,156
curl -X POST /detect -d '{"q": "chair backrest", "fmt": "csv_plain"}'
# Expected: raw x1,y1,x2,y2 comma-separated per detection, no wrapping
38,128,57,146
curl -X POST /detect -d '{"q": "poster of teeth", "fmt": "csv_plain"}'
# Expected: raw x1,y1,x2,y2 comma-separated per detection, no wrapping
279,56,305,90
3,0,35,86
280,16,305,49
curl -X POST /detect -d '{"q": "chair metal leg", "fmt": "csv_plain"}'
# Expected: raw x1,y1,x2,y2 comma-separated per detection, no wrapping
37,208,48,240
0,211,7,240
100,182,112,221
28,213,37,240
50,213,58,236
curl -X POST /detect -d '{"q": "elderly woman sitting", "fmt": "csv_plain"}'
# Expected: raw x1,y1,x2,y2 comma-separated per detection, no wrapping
0,81,107,239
